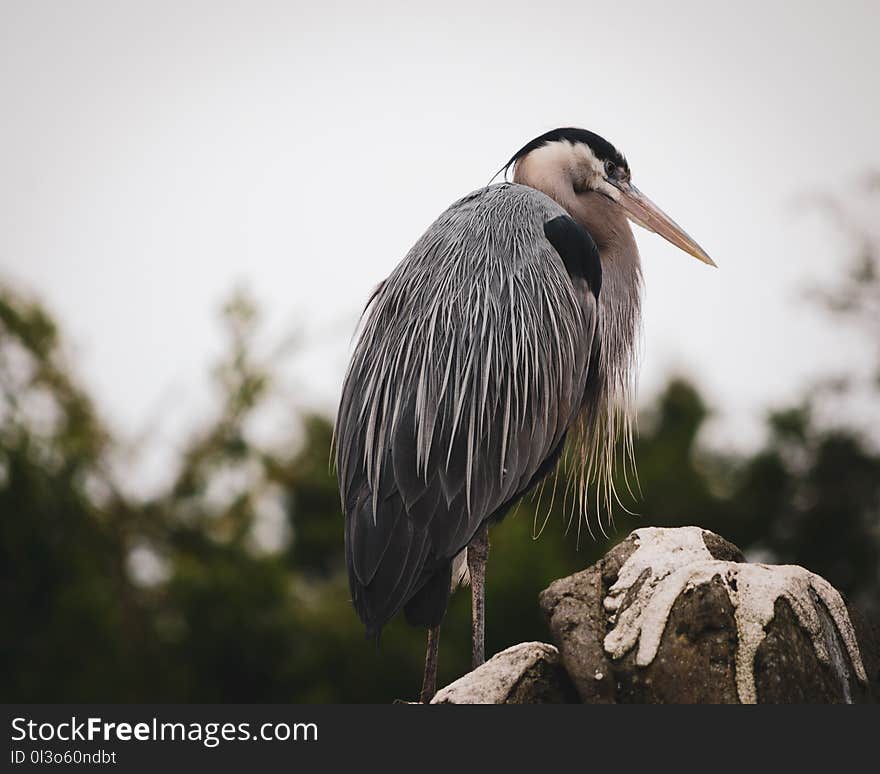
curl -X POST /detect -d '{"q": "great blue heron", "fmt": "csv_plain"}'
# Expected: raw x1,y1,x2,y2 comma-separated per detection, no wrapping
336,127,714,702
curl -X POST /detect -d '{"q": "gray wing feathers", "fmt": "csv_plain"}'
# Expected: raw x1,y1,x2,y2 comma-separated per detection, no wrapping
336,183,597,632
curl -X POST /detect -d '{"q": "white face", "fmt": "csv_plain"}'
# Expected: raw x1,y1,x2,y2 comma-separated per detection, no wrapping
571,141,626,201
517,140,625,201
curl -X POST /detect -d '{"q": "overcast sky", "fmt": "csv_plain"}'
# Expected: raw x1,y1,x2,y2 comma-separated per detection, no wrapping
2,0,878,488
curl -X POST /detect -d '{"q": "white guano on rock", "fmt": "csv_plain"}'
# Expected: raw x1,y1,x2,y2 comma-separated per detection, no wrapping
431,642,560,704
602,526,867,704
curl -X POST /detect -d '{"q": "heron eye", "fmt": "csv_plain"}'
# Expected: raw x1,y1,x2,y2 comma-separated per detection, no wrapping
604,160,617,178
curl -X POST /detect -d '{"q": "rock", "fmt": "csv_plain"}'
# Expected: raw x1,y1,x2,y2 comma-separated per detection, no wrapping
849,605,880,697
431,642,577,704
536,549,619,704
540,526,876,704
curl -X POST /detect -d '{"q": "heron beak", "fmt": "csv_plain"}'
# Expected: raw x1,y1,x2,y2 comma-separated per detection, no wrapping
613,181,717,267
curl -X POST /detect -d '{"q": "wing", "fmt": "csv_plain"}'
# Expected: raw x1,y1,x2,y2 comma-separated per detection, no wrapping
336,183,600,636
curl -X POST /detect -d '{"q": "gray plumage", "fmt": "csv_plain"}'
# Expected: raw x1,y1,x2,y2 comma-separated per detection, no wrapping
336,180,638,636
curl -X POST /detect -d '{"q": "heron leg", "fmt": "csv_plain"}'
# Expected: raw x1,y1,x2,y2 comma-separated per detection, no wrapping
419,625,441,703
467,521,490,669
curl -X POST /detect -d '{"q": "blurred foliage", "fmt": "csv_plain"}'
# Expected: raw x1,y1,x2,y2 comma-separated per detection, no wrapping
2,186,879,703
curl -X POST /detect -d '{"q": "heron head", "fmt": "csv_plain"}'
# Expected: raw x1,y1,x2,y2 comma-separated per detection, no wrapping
508,128,716,266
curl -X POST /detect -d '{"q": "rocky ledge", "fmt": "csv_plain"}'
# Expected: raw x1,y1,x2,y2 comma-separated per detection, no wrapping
433,526,879,704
